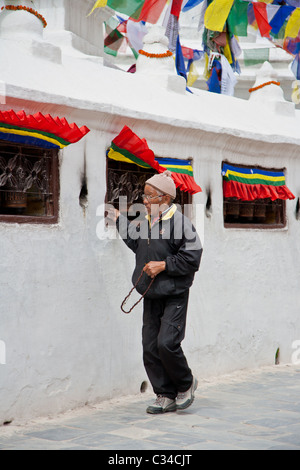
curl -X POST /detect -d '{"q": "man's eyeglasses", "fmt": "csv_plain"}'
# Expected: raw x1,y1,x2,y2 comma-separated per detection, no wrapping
142,194,163,202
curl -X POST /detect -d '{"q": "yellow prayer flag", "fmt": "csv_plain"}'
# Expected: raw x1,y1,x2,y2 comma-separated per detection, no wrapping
224,38,233,64
204,0,235,33
88,0,108,16
285,8,300,39
187,62,200,87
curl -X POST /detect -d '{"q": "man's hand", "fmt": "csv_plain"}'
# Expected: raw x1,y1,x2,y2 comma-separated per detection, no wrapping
144,261,166,279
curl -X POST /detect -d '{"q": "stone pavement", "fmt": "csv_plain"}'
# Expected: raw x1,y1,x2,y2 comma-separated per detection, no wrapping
0,364,300,451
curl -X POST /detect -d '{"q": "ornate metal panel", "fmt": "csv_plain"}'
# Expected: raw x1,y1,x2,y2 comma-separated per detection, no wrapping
0,142,59,223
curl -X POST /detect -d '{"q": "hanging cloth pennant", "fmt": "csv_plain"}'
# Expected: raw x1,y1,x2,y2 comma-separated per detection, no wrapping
104,23,125,57
291,52,300,79
107,0,146,18
175,35,187,80
171,0,184,18
222,163,295,201
108,127,202,194
0,110,90,149
207,66,221,94
182,0,204,12
269,5,296,35
88,0,107,16
285,8,300,39
126,20,148,53
130,0,168,24
253,2,272,38
187,61,200,86
227,0,249,37
204,0,235,33
108,126,161,170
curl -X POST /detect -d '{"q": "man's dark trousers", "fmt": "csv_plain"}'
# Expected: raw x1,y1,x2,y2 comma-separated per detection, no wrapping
142,290,193,400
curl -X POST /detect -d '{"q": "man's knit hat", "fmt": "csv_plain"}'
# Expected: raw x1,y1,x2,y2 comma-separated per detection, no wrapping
145,170,176,199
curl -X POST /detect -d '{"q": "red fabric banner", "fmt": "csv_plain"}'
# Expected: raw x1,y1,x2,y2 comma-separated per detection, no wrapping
131,0,167,23
253,3,272,38
223,180,295,201
171,0,184,18
0,109,90,144
112,126,202,194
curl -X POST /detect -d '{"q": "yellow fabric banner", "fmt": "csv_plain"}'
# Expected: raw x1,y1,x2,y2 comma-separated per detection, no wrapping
88,0,108,16
204,0,235,33
285,8,300,39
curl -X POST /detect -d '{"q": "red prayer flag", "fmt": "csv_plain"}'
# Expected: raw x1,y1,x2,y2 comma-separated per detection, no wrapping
171,0,184,18
253,3,272,38
131,0,168,23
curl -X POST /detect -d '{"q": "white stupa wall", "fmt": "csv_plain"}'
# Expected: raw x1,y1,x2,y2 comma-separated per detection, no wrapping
0,4,299,424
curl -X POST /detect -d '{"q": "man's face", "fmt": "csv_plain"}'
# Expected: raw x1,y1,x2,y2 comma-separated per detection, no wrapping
142,184,169,217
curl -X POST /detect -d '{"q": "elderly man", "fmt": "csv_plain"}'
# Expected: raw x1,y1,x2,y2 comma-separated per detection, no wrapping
109,170,202,414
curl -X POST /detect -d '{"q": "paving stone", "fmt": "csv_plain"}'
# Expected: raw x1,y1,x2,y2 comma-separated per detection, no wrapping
0,365,299,451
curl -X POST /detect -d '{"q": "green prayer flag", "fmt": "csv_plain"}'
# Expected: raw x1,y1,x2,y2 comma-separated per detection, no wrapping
243,48,270,67
227,0,249,37
107,0,145,17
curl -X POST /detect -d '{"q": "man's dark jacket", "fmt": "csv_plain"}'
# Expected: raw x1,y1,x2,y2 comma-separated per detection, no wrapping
117,205,203,299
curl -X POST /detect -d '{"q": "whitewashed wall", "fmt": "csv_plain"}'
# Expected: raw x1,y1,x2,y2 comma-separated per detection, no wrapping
0,103,300,423
0,0,300,423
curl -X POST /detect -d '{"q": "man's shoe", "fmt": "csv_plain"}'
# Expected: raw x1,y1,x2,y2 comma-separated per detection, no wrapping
176,378,198,410
146,395,177,414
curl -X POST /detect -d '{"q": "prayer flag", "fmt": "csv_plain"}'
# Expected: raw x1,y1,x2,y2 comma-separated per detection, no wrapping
171,0,184,17
130,0,168,24
107,0,146,18
175,36,187,80
253,2,272,38
227,0,249,37
88,0,107,16
269,5,295,35
204,0,235,33
104,24,125,56
285,8,300,39
187,61,200,86
182,0,204,12
207,67,221,94
243,47,270,67
291,52,300,79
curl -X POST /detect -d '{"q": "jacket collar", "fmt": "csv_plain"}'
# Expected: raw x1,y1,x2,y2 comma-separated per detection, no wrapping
146,204,177,227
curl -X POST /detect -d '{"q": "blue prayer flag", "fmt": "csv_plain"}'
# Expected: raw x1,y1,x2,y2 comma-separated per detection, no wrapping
270,6,295,35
